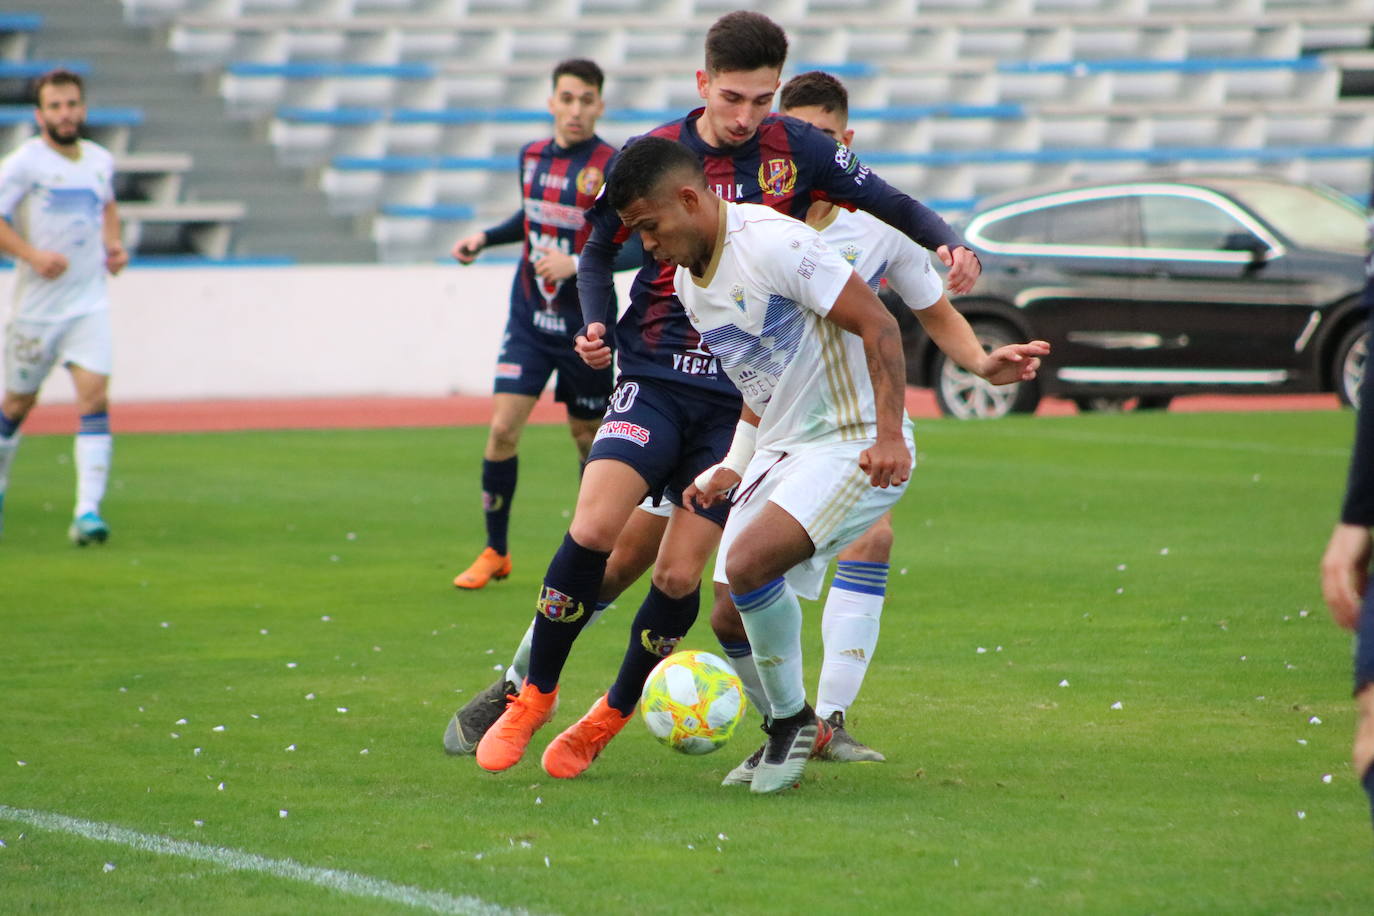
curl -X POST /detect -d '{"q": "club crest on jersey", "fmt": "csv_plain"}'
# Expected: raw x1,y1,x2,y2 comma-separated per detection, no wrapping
538,585,585,623
758,158,797,198
576,165,604,196
841,243,860,265
730,284,747,313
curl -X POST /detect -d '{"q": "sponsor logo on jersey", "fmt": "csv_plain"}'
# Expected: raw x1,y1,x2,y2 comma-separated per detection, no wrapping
672,351,719,375
797,256,817,280
575,165,604,196
538,172,570,192
538,585,585,623
730,284,747,313
758,158,797,198
640,629,683,658
595,420,651,445
712,182,747,200
524,199,585,231
495,362,523,379
532,309,566,334
835,143,857,174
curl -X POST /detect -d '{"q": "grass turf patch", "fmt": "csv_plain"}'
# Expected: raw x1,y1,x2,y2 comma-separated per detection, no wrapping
0,410,1368,914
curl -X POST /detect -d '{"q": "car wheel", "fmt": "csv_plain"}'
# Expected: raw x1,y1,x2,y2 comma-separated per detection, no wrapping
1333,321,1367,409
1073,395,1173,413
933,320,1041,419
1073,397,1130,413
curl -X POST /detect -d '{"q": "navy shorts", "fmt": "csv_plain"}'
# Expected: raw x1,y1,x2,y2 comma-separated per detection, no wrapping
587,376,737,527
493,315,613,420
1355,584,1374,695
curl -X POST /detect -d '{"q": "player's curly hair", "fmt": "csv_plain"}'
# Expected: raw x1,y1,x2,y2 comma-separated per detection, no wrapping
704,11,788,74
552,58,604,92
32,68,84,106
606,136,704,212
780,70,848,117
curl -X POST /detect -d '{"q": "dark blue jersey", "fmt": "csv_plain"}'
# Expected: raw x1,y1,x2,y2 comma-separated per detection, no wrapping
578,109,965,398
488,134,617,338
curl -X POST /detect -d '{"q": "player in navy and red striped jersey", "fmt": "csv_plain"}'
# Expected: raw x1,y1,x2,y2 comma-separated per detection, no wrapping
448,58,618,592
474,12,981,779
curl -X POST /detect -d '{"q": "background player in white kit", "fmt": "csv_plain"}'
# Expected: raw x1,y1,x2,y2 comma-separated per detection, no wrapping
0,69,126,543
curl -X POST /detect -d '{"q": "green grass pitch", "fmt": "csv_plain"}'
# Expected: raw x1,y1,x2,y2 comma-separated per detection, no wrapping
1,409,1370,914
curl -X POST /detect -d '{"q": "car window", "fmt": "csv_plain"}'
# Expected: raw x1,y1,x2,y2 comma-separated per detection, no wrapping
1046,196,1137,247
976,206,1054,245
977,195,1136,248
1140,194,1255,252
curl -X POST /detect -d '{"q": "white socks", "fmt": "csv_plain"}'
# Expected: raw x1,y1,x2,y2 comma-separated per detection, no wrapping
0,430,19,493
74,431,112,517
816,562,888,719
731,577,806,720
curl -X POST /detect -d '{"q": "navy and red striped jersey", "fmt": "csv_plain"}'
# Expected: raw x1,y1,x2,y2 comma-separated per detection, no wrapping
485,134,617,337
578,108,964,398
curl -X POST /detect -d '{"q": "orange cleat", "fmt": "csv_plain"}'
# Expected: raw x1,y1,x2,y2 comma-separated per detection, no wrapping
453,547,512,590
475,681,558,772
541,694,632,779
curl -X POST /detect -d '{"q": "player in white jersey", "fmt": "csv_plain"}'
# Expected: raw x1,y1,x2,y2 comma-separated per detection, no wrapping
607,134,1046,792
0,69,127,544
699,72,1052,778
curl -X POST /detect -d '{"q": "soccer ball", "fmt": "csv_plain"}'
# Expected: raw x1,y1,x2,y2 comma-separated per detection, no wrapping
639,650,747,755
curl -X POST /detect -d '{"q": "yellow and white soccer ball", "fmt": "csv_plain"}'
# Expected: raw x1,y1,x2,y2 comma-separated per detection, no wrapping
639,650,747,755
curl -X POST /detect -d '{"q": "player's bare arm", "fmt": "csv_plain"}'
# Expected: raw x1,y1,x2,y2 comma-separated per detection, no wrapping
823,272,910,489
103,200,127,276
451,230,486,264
0,217,67,279
683,404,762,511
915,296,1049,385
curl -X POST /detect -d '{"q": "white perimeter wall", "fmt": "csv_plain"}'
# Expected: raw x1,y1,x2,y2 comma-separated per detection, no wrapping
2,264,638,404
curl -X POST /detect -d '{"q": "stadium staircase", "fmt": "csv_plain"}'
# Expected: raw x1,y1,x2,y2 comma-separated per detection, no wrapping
23,0,374,262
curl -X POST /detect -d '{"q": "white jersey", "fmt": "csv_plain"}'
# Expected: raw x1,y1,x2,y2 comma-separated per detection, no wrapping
676,200,912,456
0,137,115,322
814,206,943,312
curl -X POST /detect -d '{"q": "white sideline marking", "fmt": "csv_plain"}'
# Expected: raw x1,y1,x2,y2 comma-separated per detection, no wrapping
0,805,530,916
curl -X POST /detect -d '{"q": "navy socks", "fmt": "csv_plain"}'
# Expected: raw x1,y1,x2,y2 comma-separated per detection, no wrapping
526,532,609,693
606,583,701,715
481,456,518,556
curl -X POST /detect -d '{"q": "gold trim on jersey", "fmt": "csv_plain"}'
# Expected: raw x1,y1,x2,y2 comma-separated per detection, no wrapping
817,319,865,441
690,199,730,289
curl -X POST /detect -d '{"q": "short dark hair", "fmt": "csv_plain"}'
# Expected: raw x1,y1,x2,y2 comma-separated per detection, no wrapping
607,136,704,212
780,70,848,117
551,58,604,93
704,11,788,74
32,68,84,107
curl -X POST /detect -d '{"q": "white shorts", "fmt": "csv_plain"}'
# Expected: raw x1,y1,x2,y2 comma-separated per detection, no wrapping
636,496,674,519
713,437,914,601
5,311,113,395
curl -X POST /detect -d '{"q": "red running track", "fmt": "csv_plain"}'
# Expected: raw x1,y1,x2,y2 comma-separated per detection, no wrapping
20,389,1342,435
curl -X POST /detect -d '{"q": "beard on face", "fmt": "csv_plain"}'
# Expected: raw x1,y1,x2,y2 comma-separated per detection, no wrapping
43,120,82,146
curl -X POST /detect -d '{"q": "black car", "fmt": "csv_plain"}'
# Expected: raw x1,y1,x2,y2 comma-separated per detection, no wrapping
892,176,1369,418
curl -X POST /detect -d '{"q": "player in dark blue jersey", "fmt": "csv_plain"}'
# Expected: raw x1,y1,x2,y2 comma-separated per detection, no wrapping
475,12,982,779
448,58,618,591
